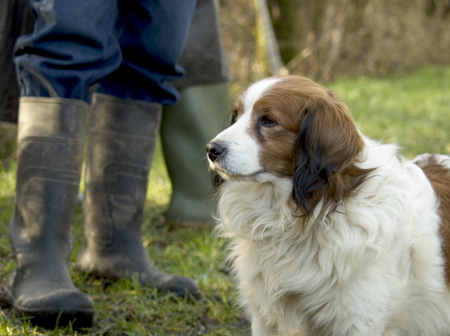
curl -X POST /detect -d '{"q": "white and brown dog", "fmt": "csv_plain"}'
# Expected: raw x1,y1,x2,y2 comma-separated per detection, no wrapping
206,76,450,336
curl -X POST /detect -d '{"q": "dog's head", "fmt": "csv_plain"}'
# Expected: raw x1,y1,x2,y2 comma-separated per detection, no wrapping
207,76,373,216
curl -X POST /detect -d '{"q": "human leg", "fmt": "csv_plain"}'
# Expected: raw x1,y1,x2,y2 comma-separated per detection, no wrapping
160,0,230,226
161,82,230,226
1,0,121,328
76,94,200,297
77,0,200,296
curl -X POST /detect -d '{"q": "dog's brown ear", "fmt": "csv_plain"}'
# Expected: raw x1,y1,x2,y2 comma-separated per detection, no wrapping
292,94,367,216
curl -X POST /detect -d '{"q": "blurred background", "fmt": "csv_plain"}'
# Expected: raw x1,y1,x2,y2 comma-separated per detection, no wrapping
221,0,450,90
2,0,450,161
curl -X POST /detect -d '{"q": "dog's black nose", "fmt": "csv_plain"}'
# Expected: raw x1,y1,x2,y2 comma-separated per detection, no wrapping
206,142,226,162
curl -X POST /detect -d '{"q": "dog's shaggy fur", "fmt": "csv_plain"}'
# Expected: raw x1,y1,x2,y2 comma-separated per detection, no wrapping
206,76,450,336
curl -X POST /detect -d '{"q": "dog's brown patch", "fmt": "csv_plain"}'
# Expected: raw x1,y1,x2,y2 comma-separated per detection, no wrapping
415,155,450,284
248,76,374,216
231,95,245,124
249,81,306,177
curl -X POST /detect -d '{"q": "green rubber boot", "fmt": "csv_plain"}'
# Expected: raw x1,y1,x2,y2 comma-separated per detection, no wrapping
76,93,200,298
161,82,230,227
0,98,94,329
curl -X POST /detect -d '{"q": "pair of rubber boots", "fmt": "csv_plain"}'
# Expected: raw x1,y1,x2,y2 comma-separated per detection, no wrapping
0,84,228,330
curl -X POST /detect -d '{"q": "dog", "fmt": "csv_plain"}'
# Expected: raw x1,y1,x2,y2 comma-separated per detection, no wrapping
206,76,450,336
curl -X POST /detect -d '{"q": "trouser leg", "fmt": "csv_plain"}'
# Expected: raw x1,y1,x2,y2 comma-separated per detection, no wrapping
15,0,120,102
94,0,197,105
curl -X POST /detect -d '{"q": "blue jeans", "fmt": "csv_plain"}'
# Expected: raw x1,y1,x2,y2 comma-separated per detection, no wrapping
15,0,197,105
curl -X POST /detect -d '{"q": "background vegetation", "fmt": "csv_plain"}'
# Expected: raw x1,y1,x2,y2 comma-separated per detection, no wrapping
1,64,449,335
1,0,450,334
220,0,450,88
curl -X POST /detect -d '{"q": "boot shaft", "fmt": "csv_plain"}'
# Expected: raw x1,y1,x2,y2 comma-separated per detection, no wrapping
11,97,89,264
83,94,162,250
160,83,230,225
77,94,200,297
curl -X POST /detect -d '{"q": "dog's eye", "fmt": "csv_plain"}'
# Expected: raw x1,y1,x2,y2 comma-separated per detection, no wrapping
259,116,278,127
231,110,238,124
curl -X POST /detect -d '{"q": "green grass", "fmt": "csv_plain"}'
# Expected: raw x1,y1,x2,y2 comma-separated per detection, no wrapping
328,66,450,158
1,65,450,335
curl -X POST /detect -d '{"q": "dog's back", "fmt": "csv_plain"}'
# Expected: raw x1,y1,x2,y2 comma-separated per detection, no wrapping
415,153,450,283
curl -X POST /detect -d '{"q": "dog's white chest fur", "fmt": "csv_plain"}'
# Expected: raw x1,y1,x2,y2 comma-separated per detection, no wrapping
216,145,450,336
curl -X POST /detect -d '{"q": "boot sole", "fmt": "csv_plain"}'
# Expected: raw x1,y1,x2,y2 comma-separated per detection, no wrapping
13,305,94,330
2,285,94,330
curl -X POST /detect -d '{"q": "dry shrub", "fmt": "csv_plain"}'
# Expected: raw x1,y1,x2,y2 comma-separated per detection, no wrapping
219,0,261,94
220,0,450,84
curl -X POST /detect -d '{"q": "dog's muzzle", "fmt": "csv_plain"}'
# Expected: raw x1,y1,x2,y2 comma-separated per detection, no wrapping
206,141,226,162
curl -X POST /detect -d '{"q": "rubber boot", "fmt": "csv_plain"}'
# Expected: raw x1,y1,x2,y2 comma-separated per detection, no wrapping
0,98,94,329
160,82,229,227
76,93,200,298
